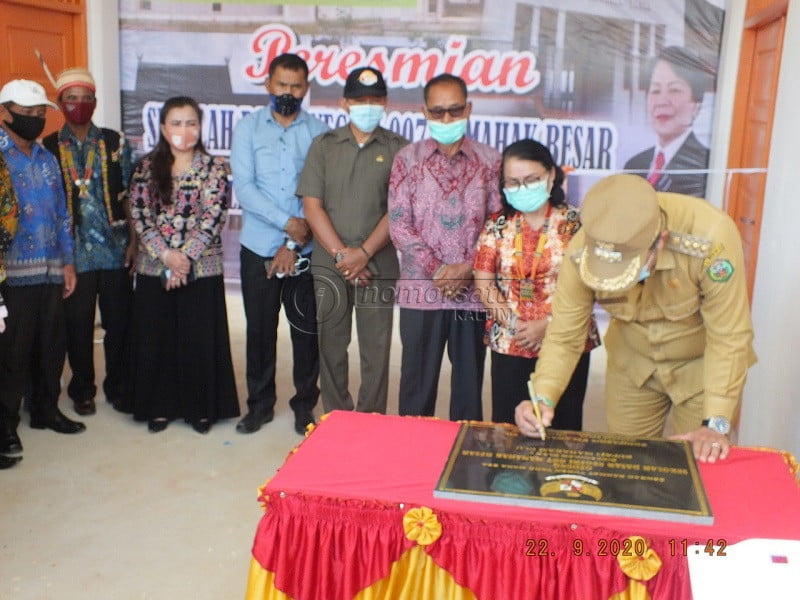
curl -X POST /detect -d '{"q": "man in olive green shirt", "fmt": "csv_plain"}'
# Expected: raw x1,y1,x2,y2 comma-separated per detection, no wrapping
516,174,755,463
298,67,409,414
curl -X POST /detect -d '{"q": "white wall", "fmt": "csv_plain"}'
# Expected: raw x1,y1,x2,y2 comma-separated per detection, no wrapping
86,0,121,130
739,2,800,458
705,0,745,209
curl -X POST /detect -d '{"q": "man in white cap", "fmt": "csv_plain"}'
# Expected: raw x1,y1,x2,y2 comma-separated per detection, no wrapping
515,174,755,463
0,79,84,467
43,67,134,416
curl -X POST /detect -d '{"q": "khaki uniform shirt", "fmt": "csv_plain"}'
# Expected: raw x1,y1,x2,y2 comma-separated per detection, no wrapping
533,192,756,421
297,125,409,277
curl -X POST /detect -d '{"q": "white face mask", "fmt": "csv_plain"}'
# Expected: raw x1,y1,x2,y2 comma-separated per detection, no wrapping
170,132,198,152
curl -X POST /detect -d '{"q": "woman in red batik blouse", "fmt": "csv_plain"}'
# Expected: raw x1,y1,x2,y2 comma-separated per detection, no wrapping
474,139,600,429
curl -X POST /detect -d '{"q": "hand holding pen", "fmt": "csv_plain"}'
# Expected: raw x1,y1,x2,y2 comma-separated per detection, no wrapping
515,381,554,439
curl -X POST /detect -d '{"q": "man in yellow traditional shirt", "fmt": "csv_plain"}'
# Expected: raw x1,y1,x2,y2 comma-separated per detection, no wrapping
515,174,756,463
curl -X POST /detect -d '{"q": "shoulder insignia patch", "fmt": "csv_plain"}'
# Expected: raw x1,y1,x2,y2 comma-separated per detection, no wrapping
702,242,725,268
707,258,734,282
666,231,712,258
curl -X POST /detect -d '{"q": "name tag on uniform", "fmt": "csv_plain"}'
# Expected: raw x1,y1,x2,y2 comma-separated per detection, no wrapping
519,279,535,301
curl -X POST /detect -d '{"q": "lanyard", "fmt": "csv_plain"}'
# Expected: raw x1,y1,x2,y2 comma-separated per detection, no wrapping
513,204,552,281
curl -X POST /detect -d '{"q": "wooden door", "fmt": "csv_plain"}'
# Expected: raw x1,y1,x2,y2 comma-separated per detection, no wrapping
726,1,787,299
0,0,86,135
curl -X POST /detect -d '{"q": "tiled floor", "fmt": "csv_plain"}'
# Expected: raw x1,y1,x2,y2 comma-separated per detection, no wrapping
0,287,609,600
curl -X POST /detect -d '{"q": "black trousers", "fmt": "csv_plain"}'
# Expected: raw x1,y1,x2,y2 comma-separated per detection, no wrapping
0,282,66,433
240,245,318,414
64,268,132,403
490,350,591,430
398,308,486,421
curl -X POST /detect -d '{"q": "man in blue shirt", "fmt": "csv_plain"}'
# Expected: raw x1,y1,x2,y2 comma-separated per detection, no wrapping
43,67,134,416
231,53,328,435
0,79,85,467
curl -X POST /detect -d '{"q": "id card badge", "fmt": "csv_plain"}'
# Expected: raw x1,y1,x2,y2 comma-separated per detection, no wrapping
519,279,535,301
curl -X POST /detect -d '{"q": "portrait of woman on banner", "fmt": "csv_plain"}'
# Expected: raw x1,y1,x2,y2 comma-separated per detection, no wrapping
624,46,715,198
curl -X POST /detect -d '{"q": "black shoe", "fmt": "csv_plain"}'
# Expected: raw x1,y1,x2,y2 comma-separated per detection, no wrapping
294,409,315,435
74,398,96,416
148,418,169,433
192,419,211,434
30,410,86,434
0,431,22,455
236,409,274,434
0,455,22,470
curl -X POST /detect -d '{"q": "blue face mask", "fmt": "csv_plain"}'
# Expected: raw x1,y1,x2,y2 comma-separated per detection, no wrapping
637,264,651,282
427,118,468,145
348,104,385,134
503,180,549,213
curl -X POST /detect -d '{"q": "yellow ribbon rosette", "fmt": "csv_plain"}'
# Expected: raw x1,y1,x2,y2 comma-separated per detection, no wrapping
403,506,442,547
610,536,662,600
618,536,662,581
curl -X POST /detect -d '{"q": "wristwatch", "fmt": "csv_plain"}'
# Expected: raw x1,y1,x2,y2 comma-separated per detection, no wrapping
284,238,299,252
702,416,731,436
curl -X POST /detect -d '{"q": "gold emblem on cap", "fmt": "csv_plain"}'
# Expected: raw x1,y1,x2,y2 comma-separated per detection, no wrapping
593,241,622,263
579,247,642,292
358,70,379,86
376,155,385,162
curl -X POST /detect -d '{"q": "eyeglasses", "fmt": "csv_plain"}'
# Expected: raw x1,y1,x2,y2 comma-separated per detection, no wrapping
426,105,467,119
501,175,546,191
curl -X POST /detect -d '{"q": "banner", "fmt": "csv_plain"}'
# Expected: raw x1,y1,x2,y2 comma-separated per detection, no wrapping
119,0,725,203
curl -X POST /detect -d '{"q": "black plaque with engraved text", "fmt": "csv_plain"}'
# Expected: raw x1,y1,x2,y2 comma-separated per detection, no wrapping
434,423,713,524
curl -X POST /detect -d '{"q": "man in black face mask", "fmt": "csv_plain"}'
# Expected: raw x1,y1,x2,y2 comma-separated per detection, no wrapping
231,53,329,436
0,79,85,470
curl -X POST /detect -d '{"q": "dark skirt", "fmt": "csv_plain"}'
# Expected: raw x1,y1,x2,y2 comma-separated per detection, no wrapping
490,350,591,430
121,274,239,425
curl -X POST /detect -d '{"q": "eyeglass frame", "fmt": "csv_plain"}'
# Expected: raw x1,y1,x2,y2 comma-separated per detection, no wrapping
501,174,550,192
424,104,468,120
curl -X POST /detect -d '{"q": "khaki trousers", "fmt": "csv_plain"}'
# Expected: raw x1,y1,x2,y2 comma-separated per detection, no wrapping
604,361,704,437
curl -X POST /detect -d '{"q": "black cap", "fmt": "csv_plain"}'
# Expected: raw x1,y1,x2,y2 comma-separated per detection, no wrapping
343,67,387,99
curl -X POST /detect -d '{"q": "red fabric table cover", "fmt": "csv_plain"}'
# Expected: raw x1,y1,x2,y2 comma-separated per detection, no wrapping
250,411,800,600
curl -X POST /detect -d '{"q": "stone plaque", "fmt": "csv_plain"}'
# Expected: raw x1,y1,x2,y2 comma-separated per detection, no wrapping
434,423,712,524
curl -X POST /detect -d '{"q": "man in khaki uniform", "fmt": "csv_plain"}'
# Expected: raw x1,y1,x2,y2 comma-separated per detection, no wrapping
299,67,409,414
516,174,755,463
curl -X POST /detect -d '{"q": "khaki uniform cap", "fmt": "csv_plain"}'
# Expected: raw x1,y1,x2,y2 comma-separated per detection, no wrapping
578,174,661,292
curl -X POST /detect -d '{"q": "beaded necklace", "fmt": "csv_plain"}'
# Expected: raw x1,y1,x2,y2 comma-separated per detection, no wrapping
58,133,112,228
